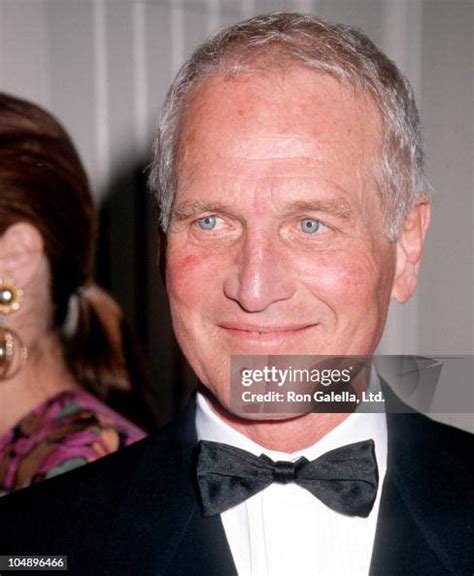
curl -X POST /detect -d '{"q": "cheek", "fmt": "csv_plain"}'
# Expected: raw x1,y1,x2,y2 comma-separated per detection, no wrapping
166,246,226,309
295,248,393,308
166,252,202,304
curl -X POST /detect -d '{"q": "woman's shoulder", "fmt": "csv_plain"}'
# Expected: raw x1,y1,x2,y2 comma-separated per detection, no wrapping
0,389,146,495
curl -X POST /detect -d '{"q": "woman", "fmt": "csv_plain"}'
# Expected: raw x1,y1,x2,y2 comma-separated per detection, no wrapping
0,93,154,495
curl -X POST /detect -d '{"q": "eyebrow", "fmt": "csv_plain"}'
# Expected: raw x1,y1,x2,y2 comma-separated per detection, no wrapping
171,198,353,221
172,201,235,221
283,199,353,220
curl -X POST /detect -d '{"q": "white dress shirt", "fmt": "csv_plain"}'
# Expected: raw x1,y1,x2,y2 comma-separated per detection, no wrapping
195,389,387,576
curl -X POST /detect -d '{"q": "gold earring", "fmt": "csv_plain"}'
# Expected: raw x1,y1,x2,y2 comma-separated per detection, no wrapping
0,278,28,380
0,277,23,315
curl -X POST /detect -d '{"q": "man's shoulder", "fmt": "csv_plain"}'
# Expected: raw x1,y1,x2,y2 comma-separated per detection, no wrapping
387,411,473,534
377,411,473,574
384,382,472,464
0,405,196,560
387,409,473,490
388,409,473,456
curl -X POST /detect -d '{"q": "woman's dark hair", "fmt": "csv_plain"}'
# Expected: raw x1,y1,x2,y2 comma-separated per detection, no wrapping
0,92,155,429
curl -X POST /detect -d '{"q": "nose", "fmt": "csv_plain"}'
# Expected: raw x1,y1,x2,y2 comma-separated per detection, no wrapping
223,230,295,312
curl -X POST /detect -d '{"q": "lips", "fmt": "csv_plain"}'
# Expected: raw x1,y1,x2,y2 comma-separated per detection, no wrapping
219,323,317,354
219,322,316,336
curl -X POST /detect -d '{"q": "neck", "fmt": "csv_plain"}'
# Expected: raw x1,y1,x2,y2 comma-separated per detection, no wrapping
200,366,372,452
0,330,78,438
203,392,350,452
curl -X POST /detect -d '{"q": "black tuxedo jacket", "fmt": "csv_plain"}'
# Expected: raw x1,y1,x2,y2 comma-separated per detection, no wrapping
0,395,472,576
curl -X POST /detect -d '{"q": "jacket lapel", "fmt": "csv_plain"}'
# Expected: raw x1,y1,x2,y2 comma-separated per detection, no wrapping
370,391,470,576
101,398,236,576
370,467,450,575
166,503,237,576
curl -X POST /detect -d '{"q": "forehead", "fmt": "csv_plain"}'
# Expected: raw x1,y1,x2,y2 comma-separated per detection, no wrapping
179,68,381,160
175,69,383,218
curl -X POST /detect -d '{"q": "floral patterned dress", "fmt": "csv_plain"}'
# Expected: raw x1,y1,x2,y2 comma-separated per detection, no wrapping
0,389,146,496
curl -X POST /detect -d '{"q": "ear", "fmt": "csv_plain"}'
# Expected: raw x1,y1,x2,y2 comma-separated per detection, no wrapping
0,222,44,287
391,197,431,303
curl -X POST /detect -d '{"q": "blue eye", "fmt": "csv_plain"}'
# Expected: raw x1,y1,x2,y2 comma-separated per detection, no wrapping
197,215,217,230
300,218,321,234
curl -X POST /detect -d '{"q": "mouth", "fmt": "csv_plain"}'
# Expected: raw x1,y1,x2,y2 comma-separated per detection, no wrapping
218,322,318,342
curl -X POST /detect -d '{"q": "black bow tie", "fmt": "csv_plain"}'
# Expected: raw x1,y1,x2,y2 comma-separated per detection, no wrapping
196,439,378,518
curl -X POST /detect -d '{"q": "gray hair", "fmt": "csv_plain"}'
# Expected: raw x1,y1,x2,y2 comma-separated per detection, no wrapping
149,12,429,240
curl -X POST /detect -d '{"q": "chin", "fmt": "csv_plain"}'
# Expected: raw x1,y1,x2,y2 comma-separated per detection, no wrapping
203,387,311,424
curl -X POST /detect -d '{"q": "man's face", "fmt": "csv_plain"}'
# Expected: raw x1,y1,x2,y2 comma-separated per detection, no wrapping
166,70,403,410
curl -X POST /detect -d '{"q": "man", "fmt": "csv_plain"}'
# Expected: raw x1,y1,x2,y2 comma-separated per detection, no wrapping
0,12,472,576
